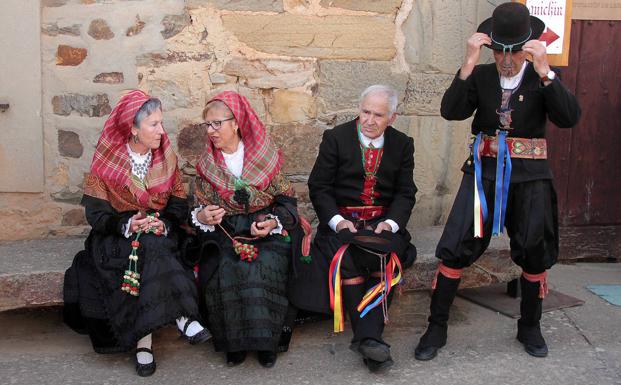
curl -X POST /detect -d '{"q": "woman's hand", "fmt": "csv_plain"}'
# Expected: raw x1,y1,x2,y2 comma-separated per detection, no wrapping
460,32,491,80
130,212,165,234
250,219,278,238
129,212,148,233
198,205,226,226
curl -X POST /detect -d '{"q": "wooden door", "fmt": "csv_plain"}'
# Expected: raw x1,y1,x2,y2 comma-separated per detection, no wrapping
547,20,621,260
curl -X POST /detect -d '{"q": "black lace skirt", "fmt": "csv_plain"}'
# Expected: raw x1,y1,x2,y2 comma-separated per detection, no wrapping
63,231,200,353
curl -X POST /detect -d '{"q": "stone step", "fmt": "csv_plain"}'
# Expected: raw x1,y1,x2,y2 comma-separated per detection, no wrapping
0,227,518,312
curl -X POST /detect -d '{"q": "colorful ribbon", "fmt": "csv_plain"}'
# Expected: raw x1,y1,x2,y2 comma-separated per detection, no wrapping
329,244,349,333
356,252,402,318
473,133,488,238
473,131,512,237
492,130,512,236
329,245,403,333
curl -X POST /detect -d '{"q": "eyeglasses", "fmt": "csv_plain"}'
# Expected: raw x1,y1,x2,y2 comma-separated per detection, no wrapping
199,117,235,131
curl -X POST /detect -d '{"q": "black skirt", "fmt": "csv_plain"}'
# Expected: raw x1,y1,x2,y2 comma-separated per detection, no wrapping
63,230,200,353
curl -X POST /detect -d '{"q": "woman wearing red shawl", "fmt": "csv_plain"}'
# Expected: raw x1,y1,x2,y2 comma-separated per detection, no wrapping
191,91,303,368
63,90,210,377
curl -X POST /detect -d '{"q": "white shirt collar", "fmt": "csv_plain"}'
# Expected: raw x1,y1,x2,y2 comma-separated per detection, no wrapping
359,132,385,149
221,141,244,178
500,61,528,90
126,143,151,161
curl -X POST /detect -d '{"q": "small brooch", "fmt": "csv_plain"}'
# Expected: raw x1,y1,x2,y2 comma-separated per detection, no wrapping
518,95,524,102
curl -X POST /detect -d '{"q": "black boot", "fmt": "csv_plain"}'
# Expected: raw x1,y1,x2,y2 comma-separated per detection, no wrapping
517,275,548,357
414,272,461,361
341,280,367,351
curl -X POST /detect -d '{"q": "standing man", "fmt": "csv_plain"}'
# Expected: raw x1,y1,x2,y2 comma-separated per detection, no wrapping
290,85,417,372
414,2,580,361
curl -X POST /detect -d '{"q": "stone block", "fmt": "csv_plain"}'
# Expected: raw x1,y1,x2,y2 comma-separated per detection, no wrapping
52,94,111,117
187,0,284,11
401,73,454,115
41,23,81,37
318,61,408,112
396,115,470,228
136,51,212,67
88,19,114,40
126,15,146,37
161,13,191,39
51,188,83,204
177,123,207,164
319,0,402,14
222,14,395,60
56,45,87,66
402,0,479,73
42,0,69,7
61,208,87,226
269,90,316,124
93,72,124,84
223,57,315,89
268,123,322,175
58,130,83,158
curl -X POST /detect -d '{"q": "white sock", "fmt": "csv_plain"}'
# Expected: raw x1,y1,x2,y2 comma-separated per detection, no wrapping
176,316,205,337
136,334,153,365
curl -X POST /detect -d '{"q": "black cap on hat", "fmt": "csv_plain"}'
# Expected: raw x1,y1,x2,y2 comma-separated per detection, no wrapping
477,2,545,51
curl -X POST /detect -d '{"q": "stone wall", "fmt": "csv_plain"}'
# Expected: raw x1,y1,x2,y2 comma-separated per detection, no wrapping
0,0,500,241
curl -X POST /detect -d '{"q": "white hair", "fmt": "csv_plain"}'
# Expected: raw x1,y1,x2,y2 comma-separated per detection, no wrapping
359,85,398,114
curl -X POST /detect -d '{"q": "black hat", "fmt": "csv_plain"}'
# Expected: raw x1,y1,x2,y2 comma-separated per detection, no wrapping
337,229,407,255
477,2,545,51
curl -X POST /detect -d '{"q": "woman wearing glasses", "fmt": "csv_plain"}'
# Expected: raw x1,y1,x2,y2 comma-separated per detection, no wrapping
189,91,306,368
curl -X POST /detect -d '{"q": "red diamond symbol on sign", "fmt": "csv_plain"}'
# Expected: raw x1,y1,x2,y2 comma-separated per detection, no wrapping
539,27,560,46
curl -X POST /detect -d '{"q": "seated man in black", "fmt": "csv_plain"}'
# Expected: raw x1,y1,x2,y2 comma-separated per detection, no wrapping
289,84,417,372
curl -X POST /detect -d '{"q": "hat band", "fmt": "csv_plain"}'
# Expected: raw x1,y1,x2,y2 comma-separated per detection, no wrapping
490,28,532,52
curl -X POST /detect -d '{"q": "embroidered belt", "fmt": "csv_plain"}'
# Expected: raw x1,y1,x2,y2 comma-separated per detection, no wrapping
338,206,386,221
480,135,547,160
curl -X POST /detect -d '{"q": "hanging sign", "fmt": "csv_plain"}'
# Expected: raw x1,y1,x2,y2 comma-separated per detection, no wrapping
516,0,573,66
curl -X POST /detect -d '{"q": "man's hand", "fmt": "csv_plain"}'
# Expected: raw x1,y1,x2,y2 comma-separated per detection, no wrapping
460,32,492,80
523,40,551,84
374,221,392,234
336,219,357,233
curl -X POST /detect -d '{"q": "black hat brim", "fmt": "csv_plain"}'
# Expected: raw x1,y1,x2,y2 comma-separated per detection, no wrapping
337,229,406,255
477,16,545,51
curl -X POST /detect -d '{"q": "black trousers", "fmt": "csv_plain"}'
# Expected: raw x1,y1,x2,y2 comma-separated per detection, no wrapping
436,175,559,274
341,246,393,345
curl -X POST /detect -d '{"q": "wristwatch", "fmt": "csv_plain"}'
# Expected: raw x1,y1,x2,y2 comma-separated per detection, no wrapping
541,70,556,82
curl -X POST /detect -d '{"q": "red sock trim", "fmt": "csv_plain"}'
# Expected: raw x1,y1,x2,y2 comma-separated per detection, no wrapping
431,263,463,289
522,271,548,299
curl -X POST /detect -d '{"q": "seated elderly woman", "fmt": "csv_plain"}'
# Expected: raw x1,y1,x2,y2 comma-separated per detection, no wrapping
63,90,210,377
190,91,306,368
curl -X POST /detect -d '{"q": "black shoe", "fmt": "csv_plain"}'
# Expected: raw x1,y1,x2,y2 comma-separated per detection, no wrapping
363,357,394,372
277,326,293,353
517,323,548,358
517,334,548,358
414,344,439,361
257,350,277,368
179,319,212,345
357,339,391,363
414,323,446,361
226,351,247,367
135,347,156,377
